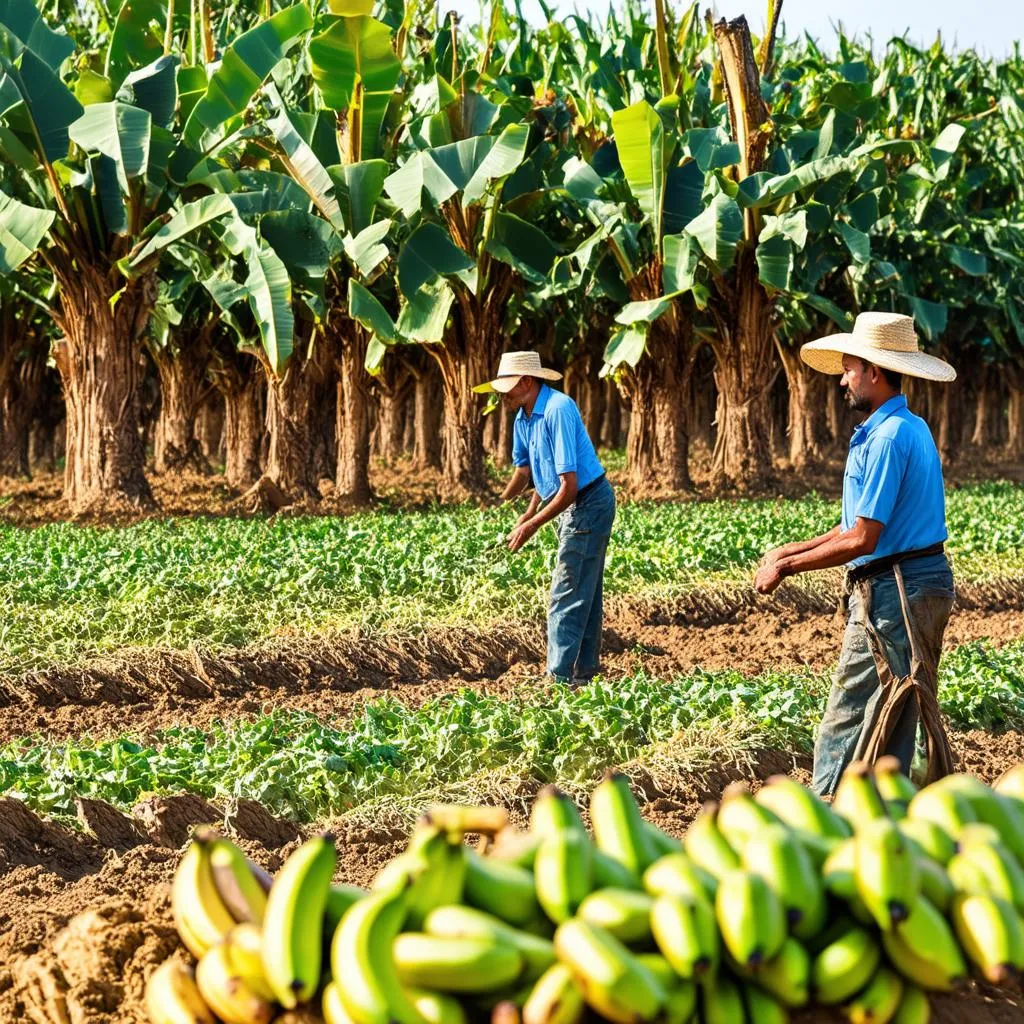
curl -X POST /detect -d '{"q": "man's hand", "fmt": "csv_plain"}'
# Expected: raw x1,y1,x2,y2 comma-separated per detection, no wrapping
754,561,786,595
515,509,533,528
507,519,539,552
759,546,785,568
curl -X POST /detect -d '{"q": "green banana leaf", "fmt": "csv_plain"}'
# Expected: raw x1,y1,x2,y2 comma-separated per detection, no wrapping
0,186,53,272
68,101,151,194
349,276,398,347
483,210,558,284
397,221,473,298
611,101,664,243
3,48,82,162
105,0,186,88
116,55,178,129
261,208,339,318
685,192,742,271
344,219,390,278
756,234,795,290
330,158,388,235
603,324,647,370
241,232,293,373
396,278,453,343
127,192,236,270
0,0,74,70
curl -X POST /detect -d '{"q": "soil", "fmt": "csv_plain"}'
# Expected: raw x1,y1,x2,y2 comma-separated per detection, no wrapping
2,601,1021,745
2,730,1024,1023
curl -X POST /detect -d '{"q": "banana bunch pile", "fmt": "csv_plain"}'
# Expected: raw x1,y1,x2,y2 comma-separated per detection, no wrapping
146,758,1024,1024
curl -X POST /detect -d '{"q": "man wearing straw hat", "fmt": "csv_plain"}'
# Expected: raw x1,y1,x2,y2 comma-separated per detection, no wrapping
475,351,615,685
753,312,957,795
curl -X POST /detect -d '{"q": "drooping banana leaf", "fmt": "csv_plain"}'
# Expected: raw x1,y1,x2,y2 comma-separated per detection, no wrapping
0,0,74,70
116,55,179,129
0,186,53,272
68,101,151,194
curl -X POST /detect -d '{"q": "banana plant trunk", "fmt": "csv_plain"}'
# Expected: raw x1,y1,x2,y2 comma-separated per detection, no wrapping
777,340,830,469
152,328,214,475
334,318,373,505
219,355,265,491
50,266,155,515
375,366,413,463
0,315,38,478
1005,365,1024,459
412,361,442,470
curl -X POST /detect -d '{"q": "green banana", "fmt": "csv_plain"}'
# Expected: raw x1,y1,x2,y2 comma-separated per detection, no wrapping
195,942,274,1024
822,838,873,924
530,785,585,838
753,936,811,1008
883,895,966,991
633,952,676,990
699,973,746,1024
324,981,358,1024
650,890,719,980
424,904,556,978
521,963,585,1024
643,851,717,902
407,989,469,1024
741,824,826,940
331,883,426,1024
683,802,740,880
393,933,524,993
590,771,658,877
577,887,653,945
171,833,237,960
933,774,1024,864
325,884,367,938
811,924,880,1004
949,893,1024,985
907,783,976,839
643,821,684,857
897,819,957,866
144,958,216,1024
260,832,336,1009
994,764,1024,803
717,782,783,852
841,966,904,1024
553,918,666,1024
224,923,275,1002
755,775,851,840
490,829,542,870
916,856,954,913
792,829,840,871
404,822,468,929
593,848,641,889
209,836,269,926
742,984,790,1024
534,828,594,924
947,838,1024,915
715,869,786,970
892,984,931,1024
464,848,541,926
832,761,888,828
872,755,918,819
854,817,920,929
660,981,698,1024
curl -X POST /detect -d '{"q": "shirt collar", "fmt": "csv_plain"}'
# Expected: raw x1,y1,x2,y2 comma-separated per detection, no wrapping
852,394,907,441
529,383,552,419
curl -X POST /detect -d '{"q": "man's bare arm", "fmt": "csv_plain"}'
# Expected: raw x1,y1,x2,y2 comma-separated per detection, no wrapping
501,465,532,502
762,525,842,565
507,472,578,551
755,518,883,593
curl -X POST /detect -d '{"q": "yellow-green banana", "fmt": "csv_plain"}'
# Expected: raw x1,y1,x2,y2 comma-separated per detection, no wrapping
208,835,269,926
404,822,468,929
224,923,275,1002
916,856,954,913
872,755,918,819
699,973,745,1024
394,933,524,993
907,783,976,839
644,851,717,902
195,942,274,1024
650,891,719,980
933,774,1024,864
490,829,542,870
742,824,826,940
643,821,684,857
897,819,956,866
892,983,931,1024
521,963,585,1024
331,883,426,1024
424,904,555,978
684,802,740,880
949,893,1024,986
755,775,851,841
530,785,585,838
948,834,1024,915
742,984,790,1024
144,958,216,1024
577,887,653,945
261,832,337,1009
325,884,367,938
841,966,904,1024
171,834,237,960
717,782,783,852
534,828,594,924
590,771,658,878
994,764,1024,803
716,869,786,970
324,981,358,1024
553,918,666,1024
832,761,888,828
821,838,873,925
408,988,469,1024
883,896,966,991
464,848,541,926
593,847,641,889
754,936,811,1008
854,817,921,929
811,924,880,1004
660,981,698,1024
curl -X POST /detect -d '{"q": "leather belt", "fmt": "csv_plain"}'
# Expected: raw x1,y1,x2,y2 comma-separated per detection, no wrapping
846,542,946,584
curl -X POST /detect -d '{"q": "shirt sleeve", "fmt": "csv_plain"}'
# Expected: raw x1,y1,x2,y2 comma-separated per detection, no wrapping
512,417,529,468
549,402,580,475
854,437,906,525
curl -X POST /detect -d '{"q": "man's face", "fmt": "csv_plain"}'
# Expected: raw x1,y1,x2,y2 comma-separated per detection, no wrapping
500,376,533,410
840,356,875,413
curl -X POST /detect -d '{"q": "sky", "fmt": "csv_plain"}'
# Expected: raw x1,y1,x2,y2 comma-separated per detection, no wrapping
441,0,1024,58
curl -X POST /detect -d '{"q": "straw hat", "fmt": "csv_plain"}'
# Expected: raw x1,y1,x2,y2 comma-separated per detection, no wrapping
800,312,956,382
473,351,563,394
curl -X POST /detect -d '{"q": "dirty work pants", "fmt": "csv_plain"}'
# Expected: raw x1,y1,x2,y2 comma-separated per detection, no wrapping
812,553,954,797
547,476,616,683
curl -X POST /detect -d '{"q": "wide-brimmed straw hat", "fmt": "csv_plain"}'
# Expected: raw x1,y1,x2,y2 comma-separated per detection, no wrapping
800,312,956,383
473,351,563,394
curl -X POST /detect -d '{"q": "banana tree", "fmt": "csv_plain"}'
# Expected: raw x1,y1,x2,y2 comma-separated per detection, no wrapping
0,0,312,512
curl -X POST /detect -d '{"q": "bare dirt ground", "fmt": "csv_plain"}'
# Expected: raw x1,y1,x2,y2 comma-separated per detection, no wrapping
2,731,1023,1024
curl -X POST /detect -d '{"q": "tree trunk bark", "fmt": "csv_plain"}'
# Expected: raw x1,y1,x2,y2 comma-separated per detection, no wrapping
581,353,606,443
708,252,776,489
620,321,695,495
0,312,37,478
483,403,500,456
334,320,373,505
219,355,265,491
413,361,442,470
777,341,829,469
603,383,624,449
971,367,997,449
196,392,225,465
50,266,155,514
1005,366,1024,460
375,369,413,463
151,330,214,475
433,341,492,501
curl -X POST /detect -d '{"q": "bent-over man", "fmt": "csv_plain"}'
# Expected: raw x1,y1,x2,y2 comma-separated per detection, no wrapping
753,312,957,795
475,351,615,684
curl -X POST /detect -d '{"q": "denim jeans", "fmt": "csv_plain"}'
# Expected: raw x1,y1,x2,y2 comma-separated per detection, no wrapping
547,477,616,682
812,553,955,797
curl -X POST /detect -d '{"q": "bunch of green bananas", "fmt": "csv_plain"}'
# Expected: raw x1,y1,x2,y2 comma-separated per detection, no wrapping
146,762,1024,1024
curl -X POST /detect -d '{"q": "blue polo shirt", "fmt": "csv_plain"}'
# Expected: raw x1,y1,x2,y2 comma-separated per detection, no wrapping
841,394,947,568
512,384,604,502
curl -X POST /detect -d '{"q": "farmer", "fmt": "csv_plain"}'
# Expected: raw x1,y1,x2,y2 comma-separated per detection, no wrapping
753,312,957,796
475,351,615,685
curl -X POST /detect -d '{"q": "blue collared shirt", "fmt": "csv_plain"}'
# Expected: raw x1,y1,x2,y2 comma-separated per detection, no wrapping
512,384,604,502
841,394,947,567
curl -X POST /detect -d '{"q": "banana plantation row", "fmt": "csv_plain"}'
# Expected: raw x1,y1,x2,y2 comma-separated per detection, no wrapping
0,0,1022,513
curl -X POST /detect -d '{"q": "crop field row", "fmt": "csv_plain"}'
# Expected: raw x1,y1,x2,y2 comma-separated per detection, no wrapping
3,483,1024,676
4,637,1022,828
